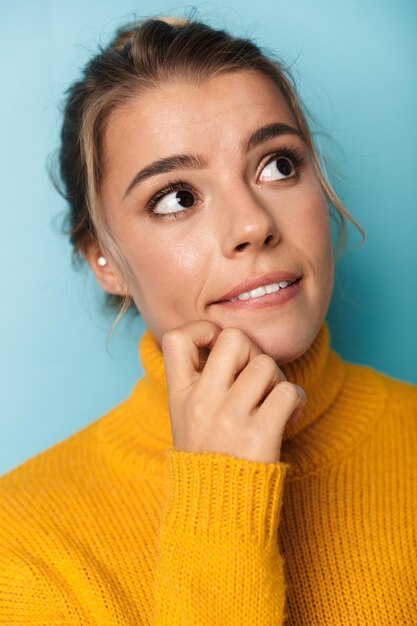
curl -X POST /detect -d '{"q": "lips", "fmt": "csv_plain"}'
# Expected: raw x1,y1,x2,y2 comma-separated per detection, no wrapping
213,271,302,303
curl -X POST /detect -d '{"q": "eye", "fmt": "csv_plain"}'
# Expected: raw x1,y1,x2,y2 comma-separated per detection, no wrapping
145,182,197,219
154,189,194,215
260,156,296,182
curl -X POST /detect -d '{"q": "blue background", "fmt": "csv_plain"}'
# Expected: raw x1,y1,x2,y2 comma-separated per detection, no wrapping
1,0,416,475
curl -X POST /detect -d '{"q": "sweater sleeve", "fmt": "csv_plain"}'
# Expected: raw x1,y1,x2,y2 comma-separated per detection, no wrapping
153,448,290,625
0,547,73,624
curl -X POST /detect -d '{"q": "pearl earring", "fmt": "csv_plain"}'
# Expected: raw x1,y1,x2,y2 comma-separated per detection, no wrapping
97,256,107,267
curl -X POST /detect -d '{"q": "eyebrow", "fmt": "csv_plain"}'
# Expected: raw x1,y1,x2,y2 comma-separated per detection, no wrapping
123,122,304,199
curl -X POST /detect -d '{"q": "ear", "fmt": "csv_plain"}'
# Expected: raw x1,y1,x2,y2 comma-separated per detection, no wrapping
81,241,127,296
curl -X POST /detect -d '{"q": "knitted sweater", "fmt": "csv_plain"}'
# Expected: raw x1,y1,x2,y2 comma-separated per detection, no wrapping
1,321,416,624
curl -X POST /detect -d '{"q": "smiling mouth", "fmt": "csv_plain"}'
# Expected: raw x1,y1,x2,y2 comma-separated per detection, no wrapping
213,277,302,304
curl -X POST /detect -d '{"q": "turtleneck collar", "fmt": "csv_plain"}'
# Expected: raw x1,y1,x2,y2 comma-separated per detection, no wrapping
134,321,345,444
103,319,386,477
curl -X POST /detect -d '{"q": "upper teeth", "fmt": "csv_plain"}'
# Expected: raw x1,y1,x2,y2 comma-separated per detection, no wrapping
230,281,294,302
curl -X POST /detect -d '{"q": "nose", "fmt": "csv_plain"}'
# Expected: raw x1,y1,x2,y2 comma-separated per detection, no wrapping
218,183,281,257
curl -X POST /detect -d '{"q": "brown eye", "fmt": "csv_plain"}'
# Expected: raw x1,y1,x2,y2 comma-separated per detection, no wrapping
275,157,294,177
260,156,295,182
176,190,194,208
259,147,304,183
154,188,195,215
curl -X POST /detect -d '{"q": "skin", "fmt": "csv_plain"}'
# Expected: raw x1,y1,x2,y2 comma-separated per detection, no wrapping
83,69,334,461
85,69,334,365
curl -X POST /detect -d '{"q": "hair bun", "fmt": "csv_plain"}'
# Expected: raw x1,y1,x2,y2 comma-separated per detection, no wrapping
112,16,189,52
112,29,136,52
154,16,189,27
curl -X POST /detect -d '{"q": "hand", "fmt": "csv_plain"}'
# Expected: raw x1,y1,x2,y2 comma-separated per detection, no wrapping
162,320,307,463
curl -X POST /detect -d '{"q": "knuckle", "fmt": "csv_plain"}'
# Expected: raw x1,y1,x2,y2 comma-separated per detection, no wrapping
187,390,206,419
277,381,299,402
162,329,183,348
188,402,205,420
250,354,276,371
220,327,246,342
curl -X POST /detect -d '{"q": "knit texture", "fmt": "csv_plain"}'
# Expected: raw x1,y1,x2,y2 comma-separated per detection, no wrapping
1,321,416,624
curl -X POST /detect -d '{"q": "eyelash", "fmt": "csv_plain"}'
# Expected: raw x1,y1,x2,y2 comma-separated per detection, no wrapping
144,145,306,220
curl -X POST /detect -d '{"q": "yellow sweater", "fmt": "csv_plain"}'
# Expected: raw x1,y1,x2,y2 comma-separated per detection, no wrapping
1,321,416,624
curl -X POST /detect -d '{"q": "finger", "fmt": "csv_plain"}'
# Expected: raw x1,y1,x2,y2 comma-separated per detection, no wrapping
288,402,305,424
161,320,222,394
195,327,265,398
223,353,287,415
256,381,307,429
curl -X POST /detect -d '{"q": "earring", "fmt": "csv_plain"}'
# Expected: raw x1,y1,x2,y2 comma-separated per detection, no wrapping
97,256,107,267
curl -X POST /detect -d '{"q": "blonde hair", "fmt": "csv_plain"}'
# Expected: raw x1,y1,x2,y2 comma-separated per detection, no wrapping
57,12,365,329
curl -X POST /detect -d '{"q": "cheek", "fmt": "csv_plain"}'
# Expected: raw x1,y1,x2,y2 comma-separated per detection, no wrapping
128,229,211,297
297,188,331,254
306,195,334,292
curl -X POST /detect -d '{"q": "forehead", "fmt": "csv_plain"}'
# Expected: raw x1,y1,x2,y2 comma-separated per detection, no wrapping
102,70,297,173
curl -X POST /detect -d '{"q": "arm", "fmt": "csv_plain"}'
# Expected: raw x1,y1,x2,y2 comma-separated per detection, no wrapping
0,547,72,624
153,449,289,625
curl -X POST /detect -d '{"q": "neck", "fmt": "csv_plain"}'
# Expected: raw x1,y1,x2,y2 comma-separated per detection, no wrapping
100,319,386,476
135,320,345,444
279,321,346,441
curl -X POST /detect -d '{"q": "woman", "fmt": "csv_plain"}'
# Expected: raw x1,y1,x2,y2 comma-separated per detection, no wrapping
1,14,416,624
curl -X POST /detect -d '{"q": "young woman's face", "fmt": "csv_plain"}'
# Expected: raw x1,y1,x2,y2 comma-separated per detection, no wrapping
98,70,334,364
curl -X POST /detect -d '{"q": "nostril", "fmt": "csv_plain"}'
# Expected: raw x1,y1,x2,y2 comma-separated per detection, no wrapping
235,233,273,251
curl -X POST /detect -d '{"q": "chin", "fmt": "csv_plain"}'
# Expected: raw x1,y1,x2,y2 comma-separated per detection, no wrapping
244,319,322,366
266,343,309,366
